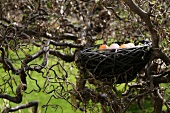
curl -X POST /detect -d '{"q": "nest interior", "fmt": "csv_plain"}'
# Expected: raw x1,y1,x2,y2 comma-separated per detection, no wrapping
77,45,152,84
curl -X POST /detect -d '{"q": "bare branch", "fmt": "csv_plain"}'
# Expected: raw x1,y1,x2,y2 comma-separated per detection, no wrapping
0,47,16,73
2,101,38,113
50,40,84,48
0,84,24,104
49,50,75,62
123,0,159,48
124,0,170,65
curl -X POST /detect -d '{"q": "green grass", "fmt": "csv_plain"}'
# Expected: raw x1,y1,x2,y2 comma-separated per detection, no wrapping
0,46,83,113
23,70,81,113
0,64,82,113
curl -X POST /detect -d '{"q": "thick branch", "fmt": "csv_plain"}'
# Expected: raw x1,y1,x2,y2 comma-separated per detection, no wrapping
50,40,84,48
153,86,163,113
0,47,16,73
150,70,170,83
33,40,50,71
49,50,75,62
22,49,43,66
124,0,170,65
2,101,38,113
60,33,79,41
124,0,159,48
0,84,23,104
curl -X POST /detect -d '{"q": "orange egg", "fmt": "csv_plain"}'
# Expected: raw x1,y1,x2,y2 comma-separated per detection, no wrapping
120,44,130,48
99,44,109,50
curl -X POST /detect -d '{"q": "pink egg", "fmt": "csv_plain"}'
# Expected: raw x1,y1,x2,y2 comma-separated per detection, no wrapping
109,43,120,49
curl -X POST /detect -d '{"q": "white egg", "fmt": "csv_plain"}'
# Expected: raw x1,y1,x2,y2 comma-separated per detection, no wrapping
128,43,135,47
109,43,120,49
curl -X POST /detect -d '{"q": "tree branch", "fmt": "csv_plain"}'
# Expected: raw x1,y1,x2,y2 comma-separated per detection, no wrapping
123,0,159,48
0,47,17,73
2,101,38,113
49,50,75,62
123,0,170,65
50,40,84,48
149,70,170,83
0,84,24,104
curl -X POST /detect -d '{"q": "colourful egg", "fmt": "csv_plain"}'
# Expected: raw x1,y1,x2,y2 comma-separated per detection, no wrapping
99,44,109,50
128,43,135,47
109,43,120,49
136,45,143,47
120,44,130,48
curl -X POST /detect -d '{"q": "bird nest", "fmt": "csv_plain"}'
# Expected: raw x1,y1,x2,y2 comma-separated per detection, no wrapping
76,45,152,84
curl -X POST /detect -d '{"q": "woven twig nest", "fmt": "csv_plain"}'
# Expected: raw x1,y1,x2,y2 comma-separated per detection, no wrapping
77,45,152,84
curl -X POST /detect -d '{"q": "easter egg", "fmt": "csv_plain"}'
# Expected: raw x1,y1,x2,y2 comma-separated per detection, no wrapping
109,43,120,49
120,44,130,48
128,43,135,47
136,45,143,47
99,44,109,50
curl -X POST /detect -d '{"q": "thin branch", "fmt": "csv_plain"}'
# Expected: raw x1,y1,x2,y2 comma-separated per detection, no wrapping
122,84,143,96
123,90,151,113
156,89,170,112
